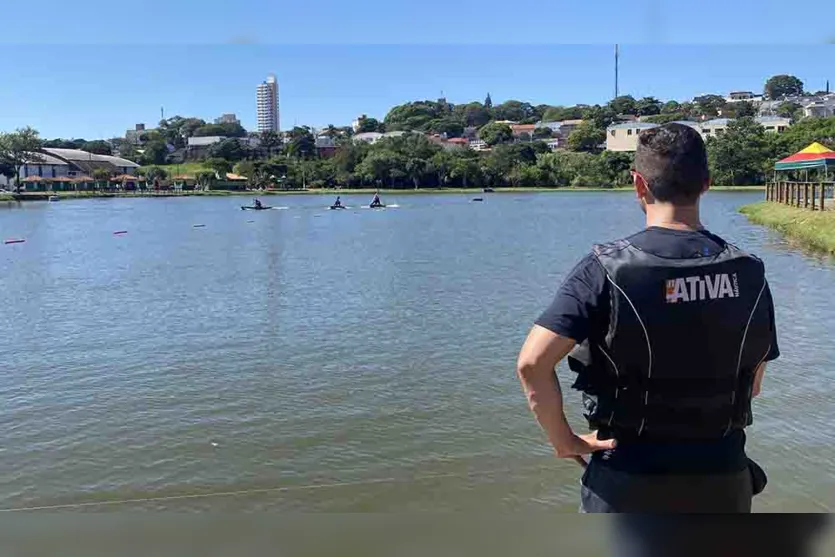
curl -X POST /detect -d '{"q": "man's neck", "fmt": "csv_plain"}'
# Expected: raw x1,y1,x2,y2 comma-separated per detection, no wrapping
645,203,702,231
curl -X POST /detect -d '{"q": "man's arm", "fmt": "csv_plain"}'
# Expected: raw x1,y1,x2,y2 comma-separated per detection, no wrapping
752,362,767,398
516,324,616,464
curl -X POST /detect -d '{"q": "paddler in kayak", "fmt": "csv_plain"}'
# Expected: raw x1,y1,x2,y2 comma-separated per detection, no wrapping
254,198,263,209
370,191,383,208
332,196,343,208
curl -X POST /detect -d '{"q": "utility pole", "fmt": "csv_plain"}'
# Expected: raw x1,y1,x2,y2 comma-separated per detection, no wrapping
614,44,619,99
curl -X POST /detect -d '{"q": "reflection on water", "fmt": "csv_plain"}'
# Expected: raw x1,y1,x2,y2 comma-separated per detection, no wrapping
0,191,832,511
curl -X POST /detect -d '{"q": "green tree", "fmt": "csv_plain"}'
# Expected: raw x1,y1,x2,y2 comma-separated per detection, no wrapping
140,141,168,165
448,154,483,188
533,127,553,139
581,105,617,129
724,101,757,118
567,122,606,153
118,142,139,162
542,106,584,122
192,122,247,138
92,167,111,189
608,95,638,115
776,101,804,122
764,74,804,100
692,95,726,118
661,100,681,114
0,127,44,191
642,113,688,124
428,118,464,138
384,101,453,132
484,93,493,109
259,130,282,158
286,126,316,159
430,151,453,187
478,122,513,146
405,157,428,189
80,140,112,155
208,138,247,162
206,158,233,177
452,102,491,128
707,117,769,186
195,170,216,189
636,97,662,116
356,117,383,133
492,100,535,122
233,160,257,177
145,166,168,185
0,160,15,185
356,150,407,187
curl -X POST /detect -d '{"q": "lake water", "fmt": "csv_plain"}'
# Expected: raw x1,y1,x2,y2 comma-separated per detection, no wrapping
0,191,833,512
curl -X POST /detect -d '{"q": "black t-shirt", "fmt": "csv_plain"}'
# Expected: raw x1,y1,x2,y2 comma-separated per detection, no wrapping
535,227,780,475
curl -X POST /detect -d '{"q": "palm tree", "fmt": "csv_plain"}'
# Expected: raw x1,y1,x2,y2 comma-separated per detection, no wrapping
92,168,111,192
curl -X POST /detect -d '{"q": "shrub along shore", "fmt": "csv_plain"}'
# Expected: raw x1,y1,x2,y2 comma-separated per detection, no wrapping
740,202,835,255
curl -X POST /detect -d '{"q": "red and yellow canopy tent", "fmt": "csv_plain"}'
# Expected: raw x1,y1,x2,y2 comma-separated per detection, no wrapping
774,142,835,173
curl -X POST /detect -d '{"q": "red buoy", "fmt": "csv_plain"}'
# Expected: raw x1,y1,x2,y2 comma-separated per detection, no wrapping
4,239,25,245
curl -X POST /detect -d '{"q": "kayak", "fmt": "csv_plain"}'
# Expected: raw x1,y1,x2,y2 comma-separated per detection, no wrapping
330,205,347,210
241,205,271,210
369,203,386,209
472,197,484,202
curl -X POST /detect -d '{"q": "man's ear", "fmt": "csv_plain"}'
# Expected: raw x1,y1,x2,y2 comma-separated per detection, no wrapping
633,170,649,200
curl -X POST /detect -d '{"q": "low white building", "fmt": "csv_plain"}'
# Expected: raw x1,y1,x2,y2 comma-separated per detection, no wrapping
0,148,139,186
352,131,408,145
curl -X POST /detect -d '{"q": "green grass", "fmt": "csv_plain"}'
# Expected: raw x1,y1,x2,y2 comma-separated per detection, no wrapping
141,163,210,176
0,193,14,202
740,201,835,255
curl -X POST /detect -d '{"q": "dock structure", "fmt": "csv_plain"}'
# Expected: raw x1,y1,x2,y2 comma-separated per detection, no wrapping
766,142,835,210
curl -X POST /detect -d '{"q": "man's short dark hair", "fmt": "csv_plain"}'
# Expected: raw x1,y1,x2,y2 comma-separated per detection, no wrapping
635,123,708,204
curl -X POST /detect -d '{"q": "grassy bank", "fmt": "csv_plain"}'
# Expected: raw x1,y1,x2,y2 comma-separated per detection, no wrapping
740,202,835,255
142,163,210,175
9,185,765,202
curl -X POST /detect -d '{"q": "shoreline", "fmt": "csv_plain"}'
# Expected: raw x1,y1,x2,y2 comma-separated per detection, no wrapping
3,185,764,202
739,202,835,255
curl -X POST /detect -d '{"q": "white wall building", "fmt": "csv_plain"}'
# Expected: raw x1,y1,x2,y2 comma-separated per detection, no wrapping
257,74,280,133
352,131,407,145
606,117,791,152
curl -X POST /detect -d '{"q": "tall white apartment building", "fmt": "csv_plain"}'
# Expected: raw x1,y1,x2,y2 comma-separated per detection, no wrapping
257,74,280,133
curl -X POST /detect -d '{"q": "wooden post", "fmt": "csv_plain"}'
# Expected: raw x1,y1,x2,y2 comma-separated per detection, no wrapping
821,182,827,211
812,183,817,210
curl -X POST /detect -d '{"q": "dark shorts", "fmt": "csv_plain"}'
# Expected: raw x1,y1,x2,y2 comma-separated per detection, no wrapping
579,459,758,513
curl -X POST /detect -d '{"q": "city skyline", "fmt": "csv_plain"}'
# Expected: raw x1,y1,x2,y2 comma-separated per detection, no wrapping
0,45,833,140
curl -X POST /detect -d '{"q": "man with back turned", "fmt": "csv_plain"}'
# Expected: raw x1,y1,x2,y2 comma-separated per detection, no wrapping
516,123,779,513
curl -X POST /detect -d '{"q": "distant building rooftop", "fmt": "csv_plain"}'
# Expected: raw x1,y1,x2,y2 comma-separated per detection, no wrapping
606,122,659,130
187,136,226,147
42,148,139,168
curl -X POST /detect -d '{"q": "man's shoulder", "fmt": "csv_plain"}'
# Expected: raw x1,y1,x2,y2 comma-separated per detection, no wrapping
591,237,632,258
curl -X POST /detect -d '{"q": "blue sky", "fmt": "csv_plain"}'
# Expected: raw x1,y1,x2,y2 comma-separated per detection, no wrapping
1,0,833,139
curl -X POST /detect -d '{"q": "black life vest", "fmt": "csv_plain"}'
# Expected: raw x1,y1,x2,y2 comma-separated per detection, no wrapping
567,238,773,441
